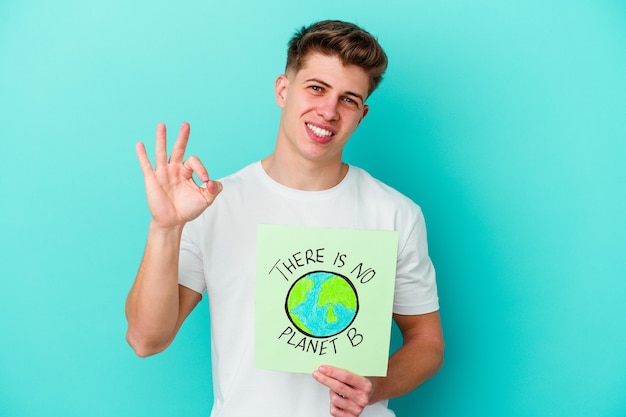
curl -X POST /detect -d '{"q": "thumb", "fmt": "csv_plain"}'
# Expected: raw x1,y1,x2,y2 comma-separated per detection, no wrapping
205,180,223,198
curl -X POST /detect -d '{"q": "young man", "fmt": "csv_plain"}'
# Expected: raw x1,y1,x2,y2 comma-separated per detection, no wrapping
126,20,444,417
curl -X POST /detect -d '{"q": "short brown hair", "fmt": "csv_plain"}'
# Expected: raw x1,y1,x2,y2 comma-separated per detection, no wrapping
286,20,388,97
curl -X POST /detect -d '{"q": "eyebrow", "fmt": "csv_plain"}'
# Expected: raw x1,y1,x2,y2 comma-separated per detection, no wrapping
305,78,365,105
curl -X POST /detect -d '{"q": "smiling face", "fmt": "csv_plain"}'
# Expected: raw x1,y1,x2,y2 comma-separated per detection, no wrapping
274,52,370,167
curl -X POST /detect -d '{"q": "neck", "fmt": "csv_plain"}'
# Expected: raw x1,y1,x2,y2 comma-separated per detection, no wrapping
261,153,348,191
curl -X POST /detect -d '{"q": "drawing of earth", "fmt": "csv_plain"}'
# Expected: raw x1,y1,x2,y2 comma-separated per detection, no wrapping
285,271,359,338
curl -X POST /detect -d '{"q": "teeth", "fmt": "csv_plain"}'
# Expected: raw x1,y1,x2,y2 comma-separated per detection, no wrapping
307,123,333,137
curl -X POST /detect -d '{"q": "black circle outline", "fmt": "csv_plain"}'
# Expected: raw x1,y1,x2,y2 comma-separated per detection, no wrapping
284,270,359,339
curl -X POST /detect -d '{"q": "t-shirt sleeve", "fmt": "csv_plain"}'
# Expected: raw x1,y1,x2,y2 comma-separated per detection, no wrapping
178,223,207,295
393,207,439,315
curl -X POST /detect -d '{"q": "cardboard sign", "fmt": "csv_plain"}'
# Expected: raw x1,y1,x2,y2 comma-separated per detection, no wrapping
254,224,398,376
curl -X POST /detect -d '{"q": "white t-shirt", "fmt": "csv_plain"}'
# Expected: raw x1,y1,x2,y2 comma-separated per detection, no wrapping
179,162,438,417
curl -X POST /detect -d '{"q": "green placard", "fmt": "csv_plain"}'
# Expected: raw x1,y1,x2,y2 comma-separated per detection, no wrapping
254,224,398,376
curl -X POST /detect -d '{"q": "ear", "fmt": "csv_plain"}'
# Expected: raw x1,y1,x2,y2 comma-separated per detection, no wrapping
357,104,369,126
274,74,289,108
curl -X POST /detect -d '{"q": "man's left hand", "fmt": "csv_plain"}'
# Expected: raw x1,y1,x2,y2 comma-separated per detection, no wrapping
313,365,375,417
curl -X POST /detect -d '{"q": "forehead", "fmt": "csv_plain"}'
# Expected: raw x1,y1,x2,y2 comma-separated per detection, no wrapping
292,52,370,98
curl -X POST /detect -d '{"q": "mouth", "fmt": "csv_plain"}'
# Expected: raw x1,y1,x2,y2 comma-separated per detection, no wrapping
306,123,335,143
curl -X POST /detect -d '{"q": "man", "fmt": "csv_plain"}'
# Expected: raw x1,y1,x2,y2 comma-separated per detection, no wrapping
126,20,444,417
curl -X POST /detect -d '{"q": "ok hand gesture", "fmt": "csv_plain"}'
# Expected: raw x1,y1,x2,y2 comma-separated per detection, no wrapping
136,122,222,229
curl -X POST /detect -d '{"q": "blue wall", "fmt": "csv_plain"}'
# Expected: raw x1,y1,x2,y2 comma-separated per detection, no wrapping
1,1,625,416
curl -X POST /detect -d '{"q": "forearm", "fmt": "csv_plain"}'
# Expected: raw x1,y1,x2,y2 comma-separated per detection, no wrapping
368,312,444,404
125,222,185,356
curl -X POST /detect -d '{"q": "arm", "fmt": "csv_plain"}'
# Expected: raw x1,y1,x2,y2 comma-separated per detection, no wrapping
369,311,444,402
125,122,222,357
125,227,202,357
313,311,444,416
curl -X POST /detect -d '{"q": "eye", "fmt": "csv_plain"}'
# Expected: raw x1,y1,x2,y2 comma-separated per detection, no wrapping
309,85,323,93
342,96,360,108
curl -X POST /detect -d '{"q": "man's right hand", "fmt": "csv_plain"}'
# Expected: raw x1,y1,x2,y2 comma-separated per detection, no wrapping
136,122,222,229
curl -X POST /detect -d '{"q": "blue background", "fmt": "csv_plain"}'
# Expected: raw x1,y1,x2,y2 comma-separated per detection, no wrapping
1,0,625,416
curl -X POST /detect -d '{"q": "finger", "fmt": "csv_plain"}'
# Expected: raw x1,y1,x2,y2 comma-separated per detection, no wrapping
182,155,209,183
169,122,190,164
155,122,168,169
313,367,344,395
135,142,154,176
205,179,223,197
313,366,371,407
329,391,364,417
319,365,372,393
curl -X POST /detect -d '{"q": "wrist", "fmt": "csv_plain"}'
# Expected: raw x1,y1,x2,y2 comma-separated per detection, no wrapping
367,376,385,405
148,221,185,237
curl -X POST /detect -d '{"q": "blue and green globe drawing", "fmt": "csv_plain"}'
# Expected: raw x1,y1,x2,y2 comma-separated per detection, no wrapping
285,271,359,338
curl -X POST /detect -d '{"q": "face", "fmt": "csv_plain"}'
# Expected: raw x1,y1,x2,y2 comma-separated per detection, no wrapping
274,52,370,166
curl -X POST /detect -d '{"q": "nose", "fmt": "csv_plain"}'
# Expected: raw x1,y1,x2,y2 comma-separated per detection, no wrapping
317,96,339,121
